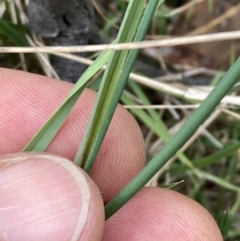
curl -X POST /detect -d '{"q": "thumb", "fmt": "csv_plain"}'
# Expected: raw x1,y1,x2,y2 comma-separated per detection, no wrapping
0,152,104,241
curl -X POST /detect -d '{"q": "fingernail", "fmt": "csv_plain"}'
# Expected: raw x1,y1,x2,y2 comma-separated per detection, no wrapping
0,152,91,241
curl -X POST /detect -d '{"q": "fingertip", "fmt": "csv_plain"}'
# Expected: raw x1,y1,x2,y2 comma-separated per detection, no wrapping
0,152,104,241
103,188,223,241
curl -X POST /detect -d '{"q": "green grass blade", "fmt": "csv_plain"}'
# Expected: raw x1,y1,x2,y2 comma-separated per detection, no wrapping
192,142,240,168
196,170,240,193
127,79,159,121
127,80,196,170
0,18,28,46
121,91,200,180
0,21,28,35
23,50,111,151
217,211,233,239
105,57,240,219
170,142,240,175
75,0,152,170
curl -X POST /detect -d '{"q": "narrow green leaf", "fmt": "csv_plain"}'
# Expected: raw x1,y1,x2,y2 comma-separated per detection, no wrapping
75,0,148,170
105,57,240,219
194,142,240,168
0,18,28,46
77,0,165,172
23,50,111,151
170,142,240,175
217,210,232,239
122,91,203,186
127,79,160,122
127,79,196,170
0,22,28,35
196,170,240,193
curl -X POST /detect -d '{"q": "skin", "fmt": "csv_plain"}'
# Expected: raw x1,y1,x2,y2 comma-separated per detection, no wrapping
0,68,223,240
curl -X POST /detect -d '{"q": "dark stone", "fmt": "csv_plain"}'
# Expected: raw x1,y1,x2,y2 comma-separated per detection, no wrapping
28,0,102,83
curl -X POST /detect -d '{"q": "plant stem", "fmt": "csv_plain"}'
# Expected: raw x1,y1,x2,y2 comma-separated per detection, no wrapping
105,57,240,219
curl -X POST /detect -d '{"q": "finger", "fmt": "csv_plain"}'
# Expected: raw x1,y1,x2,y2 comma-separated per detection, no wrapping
0,68,145,202
0,152,104,241
103,188,223,241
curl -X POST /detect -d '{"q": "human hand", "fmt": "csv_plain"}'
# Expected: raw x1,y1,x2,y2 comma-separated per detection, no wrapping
0,68,223,240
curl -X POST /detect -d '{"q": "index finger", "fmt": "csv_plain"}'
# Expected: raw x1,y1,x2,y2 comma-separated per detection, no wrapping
0,68,145,202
